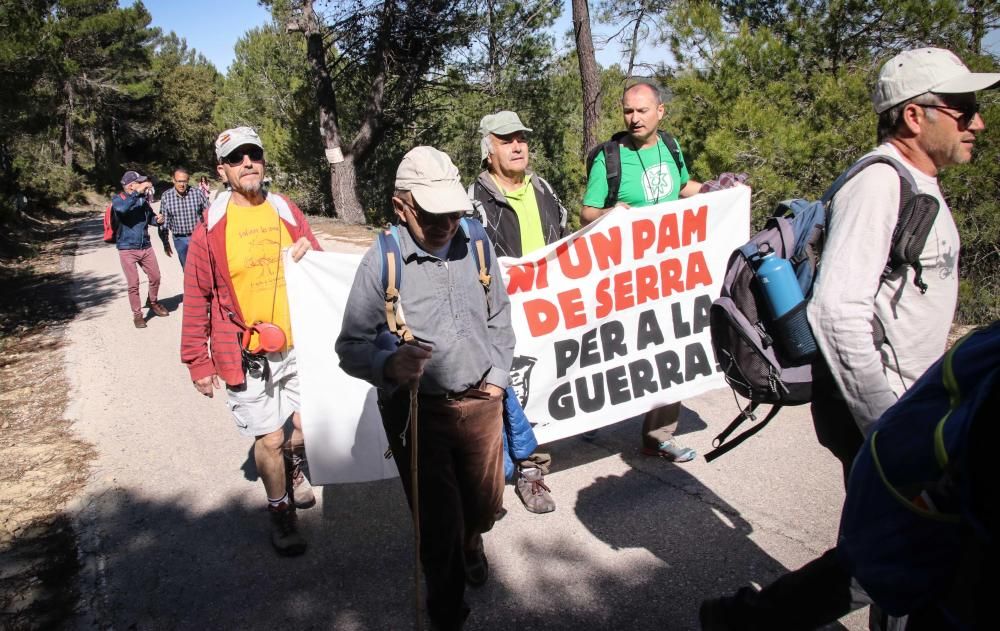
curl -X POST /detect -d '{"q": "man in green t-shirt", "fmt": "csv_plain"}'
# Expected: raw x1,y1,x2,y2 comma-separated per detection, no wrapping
469,110,568,514
581,81,702,463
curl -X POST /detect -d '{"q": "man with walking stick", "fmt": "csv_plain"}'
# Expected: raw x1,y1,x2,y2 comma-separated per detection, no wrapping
336,146,514,631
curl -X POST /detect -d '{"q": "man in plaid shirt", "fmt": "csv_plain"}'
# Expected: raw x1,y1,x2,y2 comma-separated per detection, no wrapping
158,167,209,268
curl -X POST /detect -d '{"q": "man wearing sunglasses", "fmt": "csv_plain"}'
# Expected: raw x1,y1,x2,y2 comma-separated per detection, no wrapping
157,167,209,268
701,47,998,630
337,147,514,631
180,126,322,557
808,48,997,484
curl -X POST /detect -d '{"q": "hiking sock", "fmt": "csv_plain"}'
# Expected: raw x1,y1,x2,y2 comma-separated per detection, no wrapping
268,493,289,508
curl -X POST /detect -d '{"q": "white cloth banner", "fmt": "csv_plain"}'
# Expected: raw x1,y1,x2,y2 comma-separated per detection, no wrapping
285,250,397,485
499,186,750,444
285,186,750,484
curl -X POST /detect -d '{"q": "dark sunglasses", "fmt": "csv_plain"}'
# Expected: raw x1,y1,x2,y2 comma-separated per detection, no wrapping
920,103,979,127
400,198,461,222
222,146,264,166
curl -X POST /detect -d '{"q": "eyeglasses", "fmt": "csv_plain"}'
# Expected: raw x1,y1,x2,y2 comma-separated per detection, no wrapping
398,198,461,222
174,179,189,184
920,103,980,128
222,146,264,166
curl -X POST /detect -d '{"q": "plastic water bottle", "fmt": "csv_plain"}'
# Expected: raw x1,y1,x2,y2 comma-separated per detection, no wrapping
754,248,817,362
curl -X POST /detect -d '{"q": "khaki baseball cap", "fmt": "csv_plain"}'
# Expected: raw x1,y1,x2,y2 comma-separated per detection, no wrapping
394,146,472,214
872,47,1000,113
478,111,532,137
214,126,264,161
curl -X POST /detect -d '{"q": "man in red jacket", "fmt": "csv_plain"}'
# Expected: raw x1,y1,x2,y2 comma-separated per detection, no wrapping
180,127,322,556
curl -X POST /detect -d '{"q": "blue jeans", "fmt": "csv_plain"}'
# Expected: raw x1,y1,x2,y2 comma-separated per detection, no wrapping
172,234,191,268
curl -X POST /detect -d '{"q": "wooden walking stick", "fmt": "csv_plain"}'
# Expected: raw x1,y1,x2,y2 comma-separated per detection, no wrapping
409,381,423,631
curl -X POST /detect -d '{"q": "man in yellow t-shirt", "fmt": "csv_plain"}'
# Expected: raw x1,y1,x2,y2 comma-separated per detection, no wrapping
468,111,567,515
180,127,321,557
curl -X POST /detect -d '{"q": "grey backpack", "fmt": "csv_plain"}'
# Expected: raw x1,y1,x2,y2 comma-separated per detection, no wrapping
706,155,940,461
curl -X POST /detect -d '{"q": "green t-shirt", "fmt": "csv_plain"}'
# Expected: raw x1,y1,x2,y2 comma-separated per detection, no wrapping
495,173,546,255
582,136,690,208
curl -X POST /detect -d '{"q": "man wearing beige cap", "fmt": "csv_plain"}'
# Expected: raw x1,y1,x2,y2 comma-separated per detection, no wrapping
337,146,513,630
181,126,322,557
469,110,566,514
699,47,997,630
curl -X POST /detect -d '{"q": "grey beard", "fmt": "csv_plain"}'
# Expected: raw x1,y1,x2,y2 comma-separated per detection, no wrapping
229,175,262,197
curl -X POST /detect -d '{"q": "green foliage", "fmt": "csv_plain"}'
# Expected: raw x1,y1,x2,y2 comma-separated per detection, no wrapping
215,24,329,214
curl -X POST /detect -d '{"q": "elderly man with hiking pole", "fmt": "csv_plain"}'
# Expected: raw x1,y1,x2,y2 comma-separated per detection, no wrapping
336,146,513,631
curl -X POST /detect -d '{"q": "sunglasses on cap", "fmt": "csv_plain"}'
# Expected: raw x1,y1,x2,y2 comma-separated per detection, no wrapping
222,146,264,166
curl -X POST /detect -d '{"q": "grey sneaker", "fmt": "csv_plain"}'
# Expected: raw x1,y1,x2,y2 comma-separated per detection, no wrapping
515,466,555,514
284,451,316,509
268,501,306,557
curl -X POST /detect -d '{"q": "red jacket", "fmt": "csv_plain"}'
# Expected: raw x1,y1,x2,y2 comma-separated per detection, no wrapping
180,192,322,386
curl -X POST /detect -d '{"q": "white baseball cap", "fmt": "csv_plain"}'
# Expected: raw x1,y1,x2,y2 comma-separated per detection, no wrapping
872,47,1000,113
214,126,264,161
394,146,473,214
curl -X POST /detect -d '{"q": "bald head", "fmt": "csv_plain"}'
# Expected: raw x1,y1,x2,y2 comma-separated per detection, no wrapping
623,81,662,105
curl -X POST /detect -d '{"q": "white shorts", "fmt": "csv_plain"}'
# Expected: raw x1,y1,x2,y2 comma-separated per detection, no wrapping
226,348,300,438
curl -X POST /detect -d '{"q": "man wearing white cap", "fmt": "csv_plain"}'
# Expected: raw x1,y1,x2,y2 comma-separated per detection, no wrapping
807,47,997,483
699,47,997,630
336,146,513,630
469,110,566,514
180,126,322,557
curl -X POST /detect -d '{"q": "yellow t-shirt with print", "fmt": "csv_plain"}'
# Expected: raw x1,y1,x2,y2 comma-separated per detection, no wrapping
226,200,294,351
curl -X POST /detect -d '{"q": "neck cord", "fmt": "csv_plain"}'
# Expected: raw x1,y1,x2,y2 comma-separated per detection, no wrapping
633,136,665,205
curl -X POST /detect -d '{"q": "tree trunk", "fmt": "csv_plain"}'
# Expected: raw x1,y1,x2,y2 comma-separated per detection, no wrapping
968,0,985,55
329,154,364,223
293,1,366,223
63,80,74,168
572,0,601,157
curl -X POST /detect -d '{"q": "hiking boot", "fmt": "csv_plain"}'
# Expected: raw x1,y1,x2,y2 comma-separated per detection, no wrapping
464,535,488,587
515,466,555,514
148,301,169,317
268,501,306,557
642,440,697,463
133,315,147,329
284,451,316,509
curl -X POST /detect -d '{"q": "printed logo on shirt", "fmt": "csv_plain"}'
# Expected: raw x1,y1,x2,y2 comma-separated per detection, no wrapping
642,163,675,201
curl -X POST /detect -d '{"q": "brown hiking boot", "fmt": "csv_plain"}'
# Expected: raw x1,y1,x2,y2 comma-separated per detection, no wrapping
268,501,306,557
515,466,555,514
148,301,169,317
133,315,147,329
284,451,316,509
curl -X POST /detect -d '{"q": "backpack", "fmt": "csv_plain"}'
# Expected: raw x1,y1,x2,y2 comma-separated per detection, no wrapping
705,155,941,461
377,217,493,343
376,218,538,479
585,130,685,209
102,193,126,243
837,323,999,621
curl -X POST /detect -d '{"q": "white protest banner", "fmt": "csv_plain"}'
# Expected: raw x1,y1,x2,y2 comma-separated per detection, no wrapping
285,186,749,483
284,250,397,485
500,186,750,444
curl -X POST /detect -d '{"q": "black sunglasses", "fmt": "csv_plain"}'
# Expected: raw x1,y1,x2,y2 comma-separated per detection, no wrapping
920,103,980,127
222,146,264,166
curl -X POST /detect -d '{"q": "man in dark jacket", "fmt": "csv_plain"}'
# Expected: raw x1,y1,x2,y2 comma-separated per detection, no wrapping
469,111,565,514
469,111,567,258
112,170,169,328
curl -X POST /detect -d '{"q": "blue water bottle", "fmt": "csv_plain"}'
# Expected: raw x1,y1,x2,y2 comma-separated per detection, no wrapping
754,246,817,363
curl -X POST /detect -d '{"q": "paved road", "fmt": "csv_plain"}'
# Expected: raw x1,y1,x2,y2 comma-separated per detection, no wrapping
65,216,863,630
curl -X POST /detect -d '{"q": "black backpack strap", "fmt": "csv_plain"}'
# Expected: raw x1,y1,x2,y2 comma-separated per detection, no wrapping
821,154,939,292
585,134,625,209
656,130,685,174
704,403,784,462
